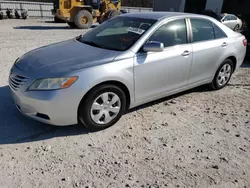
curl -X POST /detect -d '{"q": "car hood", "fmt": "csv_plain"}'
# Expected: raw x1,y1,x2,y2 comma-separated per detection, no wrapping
15,38,120,76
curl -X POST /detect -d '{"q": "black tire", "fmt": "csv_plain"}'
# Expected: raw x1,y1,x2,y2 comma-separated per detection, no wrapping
67,22,77,28
74,10,93,29
78,84,127,131
209,59,234,90
234,24,240,31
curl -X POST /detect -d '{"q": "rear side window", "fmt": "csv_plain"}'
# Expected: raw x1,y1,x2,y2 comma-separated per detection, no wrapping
191,19,215,42
149,19,187,48
231,15,237,20
213,23,227,39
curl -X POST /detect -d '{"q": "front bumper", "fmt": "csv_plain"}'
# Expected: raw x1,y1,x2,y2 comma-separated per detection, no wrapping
9,66,83,126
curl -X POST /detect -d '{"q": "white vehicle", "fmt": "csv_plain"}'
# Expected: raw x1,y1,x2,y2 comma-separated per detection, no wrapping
220,14,242,31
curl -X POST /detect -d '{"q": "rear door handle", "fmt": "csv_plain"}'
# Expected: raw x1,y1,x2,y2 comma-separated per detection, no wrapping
182,50,191,56
221,42,228,47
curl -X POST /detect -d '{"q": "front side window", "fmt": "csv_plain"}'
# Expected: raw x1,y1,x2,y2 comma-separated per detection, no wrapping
148,19,187,48
191,19,215,42
224,15,231,21
79,16,156,51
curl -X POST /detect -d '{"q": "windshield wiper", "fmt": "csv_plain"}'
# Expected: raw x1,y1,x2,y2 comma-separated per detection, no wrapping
80,40,106,49
79,40,123,51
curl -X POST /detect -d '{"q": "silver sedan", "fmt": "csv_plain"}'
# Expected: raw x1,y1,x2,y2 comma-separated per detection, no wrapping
9,12,247,130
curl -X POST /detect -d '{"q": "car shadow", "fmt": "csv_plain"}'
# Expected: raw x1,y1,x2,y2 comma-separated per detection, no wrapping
13,24,98,30
241,60,250,68
13,26,72,30
127,85,211,113
0,85,89,145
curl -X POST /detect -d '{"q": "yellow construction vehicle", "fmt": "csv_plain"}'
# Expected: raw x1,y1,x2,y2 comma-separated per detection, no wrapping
52,0,122,29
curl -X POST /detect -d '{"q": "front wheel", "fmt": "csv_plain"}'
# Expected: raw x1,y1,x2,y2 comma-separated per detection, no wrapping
78,85,127,131
209,59,233,90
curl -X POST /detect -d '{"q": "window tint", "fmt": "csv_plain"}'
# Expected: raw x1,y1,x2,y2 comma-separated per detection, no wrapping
191,19,215,42
213,23,227,39
148,19,187,48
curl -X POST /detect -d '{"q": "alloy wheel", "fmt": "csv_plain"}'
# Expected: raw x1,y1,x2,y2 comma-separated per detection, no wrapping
90,92,121,125
217,63,232,86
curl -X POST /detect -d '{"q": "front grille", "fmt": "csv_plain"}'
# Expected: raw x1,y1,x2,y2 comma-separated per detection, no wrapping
9,73,28,91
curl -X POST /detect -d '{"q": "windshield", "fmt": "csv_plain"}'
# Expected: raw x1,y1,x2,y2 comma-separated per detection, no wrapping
78,16,156,51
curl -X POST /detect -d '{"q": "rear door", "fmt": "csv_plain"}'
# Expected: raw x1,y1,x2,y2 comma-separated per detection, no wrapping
222,15,232,29
189,18,229,85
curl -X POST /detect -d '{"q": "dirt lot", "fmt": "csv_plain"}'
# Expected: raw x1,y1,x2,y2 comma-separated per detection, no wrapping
0,19,250,188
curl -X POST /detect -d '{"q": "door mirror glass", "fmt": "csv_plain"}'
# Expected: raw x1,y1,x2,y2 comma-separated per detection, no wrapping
143,41,164,52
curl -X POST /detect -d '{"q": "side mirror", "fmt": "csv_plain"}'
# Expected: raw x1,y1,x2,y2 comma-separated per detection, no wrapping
143,41,164,52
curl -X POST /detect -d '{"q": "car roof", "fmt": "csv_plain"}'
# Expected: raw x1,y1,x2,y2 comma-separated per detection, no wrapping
120,12,194,20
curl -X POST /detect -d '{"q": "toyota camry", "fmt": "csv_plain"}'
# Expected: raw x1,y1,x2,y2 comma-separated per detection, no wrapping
9,12,247,130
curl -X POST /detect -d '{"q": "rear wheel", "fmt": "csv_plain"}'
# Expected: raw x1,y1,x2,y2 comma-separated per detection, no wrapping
234,24,240,31
78,84,126,131
210,59,233,90
74,10,93,29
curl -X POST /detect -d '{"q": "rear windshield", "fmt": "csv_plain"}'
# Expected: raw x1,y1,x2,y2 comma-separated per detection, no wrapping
79,16,156,51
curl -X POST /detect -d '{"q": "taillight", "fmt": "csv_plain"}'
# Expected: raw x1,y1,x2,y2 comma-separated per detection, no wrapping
243,38,247,46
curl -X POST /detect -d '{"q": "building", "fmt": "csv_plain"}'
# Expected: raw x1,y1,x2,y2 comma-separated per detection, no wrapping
153,0,250,27
153,0,223,13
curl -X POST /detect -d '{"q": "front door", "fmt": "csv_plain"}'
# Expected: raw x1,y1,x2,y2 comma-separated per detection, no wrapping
134,19,193,103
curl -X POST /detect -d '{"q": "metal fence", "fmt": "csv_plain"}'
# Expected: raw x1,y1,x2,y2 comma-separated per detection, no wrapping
0,0,53,17
0,1,152,18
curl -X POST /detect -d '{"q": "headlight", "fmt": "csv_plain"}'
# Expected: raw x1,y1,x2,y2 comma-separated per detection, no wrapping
28,77,78,91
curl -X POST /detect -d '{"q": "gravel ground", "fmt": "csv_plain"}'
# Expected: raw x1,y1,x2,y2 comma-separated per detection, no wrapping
0,19,250,188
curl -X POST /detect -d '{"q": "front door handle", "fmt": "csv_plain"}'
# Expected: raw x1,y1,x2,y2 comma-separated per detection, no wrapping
221,42,228,47
182,50,191,56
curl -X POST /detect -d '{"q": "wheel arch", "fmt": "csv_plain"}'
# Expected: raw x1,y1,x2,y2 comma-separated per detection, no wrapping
227,56,237,72
211,55,237,83
74,5,93,13
77,80,131,117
